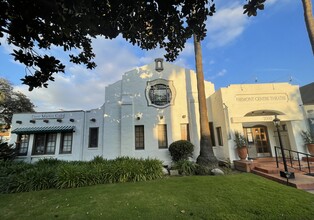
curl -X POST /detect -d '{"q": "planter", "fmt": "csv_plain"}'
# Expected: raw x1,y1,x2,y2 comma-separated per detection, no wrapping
307,143,314,156
237,146,248,160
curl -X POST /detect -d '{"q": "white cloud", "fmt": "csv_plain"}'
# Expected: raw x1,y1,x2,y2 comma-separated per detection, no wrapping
206,5,249,49
13,37,146,112
208,69,227,80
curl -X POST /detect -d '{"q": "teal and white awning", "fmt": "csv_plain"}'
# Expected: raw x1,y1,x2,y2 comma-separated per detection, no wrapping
11,126,75,134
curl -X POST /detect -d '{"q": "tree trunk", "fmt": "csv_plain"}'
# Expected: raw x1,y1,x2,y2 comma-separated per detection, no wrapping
193,34,218,166
302,0,314,55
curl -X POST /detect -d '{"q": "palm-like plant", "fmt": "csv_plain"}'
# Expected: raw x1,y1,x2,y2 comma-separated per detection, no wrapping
234,131,248,149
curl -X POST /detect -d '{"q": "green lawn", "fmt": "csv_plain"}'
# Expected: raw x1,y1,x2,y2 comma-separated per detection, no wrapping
1,173,313,220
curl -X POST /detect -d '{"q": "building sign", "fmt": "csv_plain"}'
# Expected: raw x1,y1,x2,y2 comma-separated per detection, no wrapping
235,94,288,103
32,113,65,120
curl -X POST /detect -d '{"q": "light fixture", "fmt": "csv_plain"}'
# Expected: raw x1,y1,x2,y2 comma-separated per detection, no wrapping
57,119,62,123
273,115,294,179
43,119,49,123
90,118,96,122
30,120,36,123
69,119,75,122
273,115,280,127
16,120,22,124
155,58,164,72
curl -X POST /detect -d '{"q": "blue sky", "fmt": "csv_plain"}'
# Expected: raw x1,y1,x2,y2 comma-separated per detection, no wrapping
0,0,313,112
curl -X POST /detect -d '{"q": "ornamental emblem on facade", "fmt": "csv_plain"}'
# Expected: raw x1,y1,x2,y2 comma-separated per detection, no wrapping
145,79,176,108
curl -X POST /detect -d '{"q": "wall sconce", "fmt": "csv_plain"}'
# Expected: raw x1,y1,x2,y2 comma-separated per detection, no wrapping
135,113,143,120
90,118,96,122
43,119,49,123
16,120,22,124
30,120,36,123
57,119,62,123
155,58,164,72
159,115,164,120
69,119,75,122
182,115,186,119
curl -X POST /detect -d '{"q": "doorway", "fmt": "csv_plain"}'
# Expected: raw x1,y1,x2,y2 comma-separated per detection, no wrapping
244,126,271,157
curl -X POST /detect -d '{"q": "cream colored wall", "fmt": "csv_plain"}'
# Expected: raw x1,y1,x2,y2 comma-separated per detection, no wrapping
212,83,309,161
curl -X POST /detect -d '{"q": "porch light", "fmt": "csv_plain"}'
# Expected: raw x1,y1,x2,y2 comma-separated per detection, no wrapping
273,115,294,180
273,115,280,127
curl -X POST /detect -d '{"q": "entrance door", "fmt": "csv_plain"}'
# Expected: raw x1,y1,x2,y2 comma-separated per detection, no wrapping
244,126,271,157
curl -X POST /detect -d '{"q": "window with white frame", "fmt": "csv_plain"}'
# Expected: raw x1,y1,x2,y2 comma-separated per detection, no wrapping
135,125,145,150
158,124,168,149
180,123,190,141
33,133,57,155
60,132,73,154
17,134,29,156
89,127,99,148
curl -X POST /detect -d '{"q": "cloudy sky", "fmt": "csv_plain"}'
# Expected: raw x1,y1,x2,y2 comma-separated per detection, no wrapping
0,0,313,112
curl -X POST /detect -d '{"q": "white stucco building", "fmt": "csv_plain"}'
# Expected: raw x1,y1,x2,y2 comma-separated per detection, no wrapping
9,59,313,165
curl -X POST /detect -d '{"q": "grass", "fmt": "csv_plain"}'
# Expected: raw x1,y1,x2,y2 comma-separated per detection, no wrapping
1,173,314,220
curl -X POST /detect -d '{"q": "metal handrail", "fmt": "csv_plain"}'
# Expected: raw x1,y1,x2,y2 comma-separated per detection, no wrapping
274,146,313,175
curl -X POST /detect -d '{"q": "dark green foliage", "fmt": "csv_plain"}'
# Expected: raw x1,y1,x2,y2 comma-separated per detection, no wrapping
195,164,212,176
0,142,17,161
36,158,64,167
0,78,35,126
169,140,194,162
173,160,197,176
90,155,107,164
243,0,266,17
0,0,217,90
0,157,163,193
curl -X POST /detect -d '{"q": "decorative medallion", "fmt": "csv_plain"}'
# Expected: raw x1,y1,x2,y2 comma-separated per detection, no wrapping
145,79,176,108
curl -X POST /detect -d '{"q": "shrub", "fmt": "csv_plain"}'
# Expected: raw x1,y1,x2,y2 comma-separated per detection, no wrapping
90,155,107,164
173,160,197,176
168,140,194,162
0,157,164,193
35,158,63,167
0,142,18,161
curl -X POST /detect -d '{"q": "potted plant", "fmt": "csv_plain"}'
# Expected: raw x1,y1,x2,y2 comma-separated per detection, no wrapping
301,130,314,155
234,131,248,160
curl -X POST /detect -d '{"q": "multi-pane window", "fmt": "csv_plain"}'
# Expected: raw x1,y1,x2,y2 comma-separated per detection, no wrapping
149,84,172,106
158,124,168,149
60,132,73,154
135,125,145,150
89,127,99,148
180,123,190,141
17,134,29,156
33,133,57,155
209,122,216,146
216,127,223,146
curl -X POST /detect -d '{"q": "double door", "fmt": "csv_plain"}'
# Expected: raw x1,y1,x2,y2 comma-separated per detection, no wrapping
244,126,271,157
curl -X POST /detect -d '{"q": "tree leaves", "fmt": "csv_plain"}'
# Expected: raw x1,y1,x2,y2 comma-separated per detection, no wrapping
1,0,218,89
243,0,266,17
0,78,35,126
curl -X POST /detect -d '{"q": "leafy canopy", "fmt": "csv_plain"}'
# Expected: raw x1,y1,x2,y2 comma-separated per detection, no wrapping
0,0,264,90
0,78,35,127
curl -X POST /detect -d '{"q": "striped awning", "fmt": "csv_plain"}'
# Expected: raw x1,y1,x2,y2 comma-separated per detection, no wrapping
11,126,75,134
